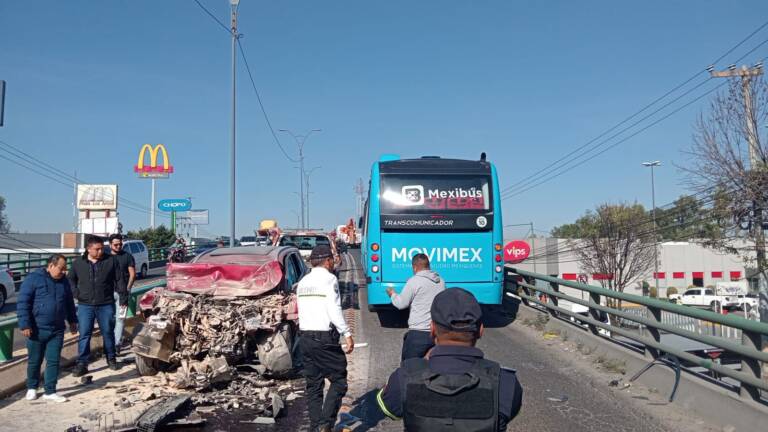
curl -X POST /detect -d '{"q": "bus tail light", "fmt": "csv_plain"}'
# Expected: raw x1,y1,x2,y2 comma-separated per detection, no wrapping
495,243,502,251
372,265,379,273
371,243,380,251
495,265,503,273
371,254,380,262
495,254,502,262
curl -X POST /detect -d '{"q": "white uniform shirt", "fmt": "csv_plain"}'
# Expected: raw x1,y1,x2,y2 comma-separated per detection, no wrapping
297,266,351,337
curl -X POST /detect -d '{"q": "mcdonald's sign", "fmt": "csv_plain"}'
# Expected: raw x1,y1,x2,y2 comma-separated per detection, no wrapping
134,144,174,178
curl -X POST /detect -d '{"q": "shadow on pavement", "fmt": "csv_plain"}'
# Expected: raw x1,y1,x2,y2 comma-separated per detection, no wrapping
481,294,520,329
375,307,409,329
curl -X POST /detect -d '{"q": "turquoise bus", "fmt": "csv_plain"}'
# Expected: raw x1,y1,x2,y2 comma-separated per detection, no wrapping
362,154,504,309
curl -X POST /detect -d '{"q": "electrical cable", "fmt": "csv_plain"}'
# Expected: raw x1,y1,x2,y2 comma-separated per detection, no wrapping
191,0,231,34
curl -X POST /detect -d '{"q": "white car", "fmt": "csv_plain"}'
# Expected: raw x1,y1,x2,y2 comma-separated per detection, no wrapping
0,268,16,309
123,240,150,279
678,287,731,310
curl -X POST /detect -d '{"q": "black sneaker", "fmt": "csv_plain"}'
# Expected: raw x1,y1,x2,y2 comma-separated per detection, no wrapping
73,363,88,377
108,358,120,371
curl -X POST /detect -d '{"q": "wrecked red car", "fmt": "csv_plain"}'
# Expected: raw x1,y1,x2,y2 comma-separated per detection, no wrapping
132,246,308,380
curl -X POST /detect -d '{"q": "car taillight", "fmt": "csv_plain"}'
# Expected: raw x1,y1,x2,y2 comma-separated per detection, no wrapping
495,243,502,251
371,254,379,262
495,254,502,262
371,243,380,251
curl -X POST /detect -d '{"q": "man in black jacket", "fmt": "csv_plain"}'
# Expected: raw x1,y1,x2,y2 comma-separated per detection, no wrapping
68,235,125,375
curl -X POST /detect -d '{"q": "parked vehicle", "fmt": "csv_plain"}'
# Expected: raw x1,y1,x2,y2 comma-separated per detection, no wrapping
0,267,15,309
725,293,759,313
240,236,257,247
132,246,308,377
278,232,341,267
123,240,150,279
677,287,732,310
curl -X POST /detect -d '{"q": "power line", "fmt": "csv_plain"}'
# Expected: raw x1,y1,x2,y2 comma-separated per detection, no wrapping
191,0,230,34
237,39,299,163
501,20,768,197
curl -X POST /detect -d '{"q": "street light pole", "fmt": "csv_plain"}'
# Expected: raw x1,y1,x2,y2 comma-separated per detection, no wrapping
279,129,321,229
643,161,661,294
305,166,321,228
228,0,240,247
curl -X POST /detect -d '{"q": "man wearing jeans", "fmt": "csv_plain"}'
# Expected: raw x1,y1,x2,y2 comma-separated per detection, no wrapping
17,254,78,402
106,234,135,353
386,253,446,361
68,235,125,376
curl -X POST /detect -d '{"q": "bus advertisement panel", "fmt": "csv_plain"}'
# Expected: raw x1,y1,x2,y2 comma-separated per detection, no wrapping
363,156,504,307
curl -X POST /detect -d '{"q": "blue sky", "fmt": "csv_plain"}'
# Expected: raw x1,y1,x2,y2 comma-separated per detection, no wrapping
1,1,768,239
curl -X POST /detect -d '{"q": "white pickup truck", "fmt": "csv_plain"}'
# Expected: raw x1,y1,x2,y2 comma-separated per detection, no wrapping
676,287,731,310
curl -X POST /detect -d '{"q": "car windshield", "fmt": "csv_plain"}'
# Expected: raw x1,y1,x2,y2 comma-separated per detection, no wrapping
280,235,331,250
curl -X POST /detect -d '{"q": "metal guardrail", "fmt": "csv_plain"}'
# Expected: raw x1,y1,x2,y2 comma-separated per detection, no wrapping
0,279,167,363
506,267,768,403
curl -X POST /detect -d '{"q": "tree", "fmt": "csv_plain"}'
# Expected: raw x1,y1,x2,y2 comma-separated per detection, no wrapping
682,72,768,325
564,203,657,319
655,194,725,241
0,196,9,233
126,225,176,249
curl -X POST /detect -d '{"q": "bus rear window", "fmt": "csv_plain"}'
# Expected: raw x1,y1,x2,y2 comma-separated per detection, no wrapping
380,175,491,213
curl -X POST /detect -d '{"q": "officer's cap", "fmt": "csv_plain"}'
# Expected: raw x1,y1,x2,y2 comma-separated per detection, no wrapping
309,244,333,260
431,288,482,333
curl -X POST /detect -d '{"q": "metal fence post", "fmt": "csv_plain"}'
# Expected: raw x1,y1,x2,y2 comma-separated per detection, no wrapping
519,276,532,307
588,292,601,335
0,325,13,362
548,280,560,317
740,330,762,402
645,306,662,359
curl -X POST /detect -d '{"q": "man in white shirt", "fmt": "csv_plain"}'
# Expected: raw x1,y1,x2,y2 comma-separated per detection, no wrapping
297,245,354,432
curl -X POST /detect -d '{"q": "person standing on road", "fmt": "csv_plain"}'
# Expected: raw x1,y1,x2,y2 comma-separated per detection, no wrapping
106,234,135,354
297,244,354,432
68,235,124,376
16,254,78,403
377,288,523,431
386,253,445,361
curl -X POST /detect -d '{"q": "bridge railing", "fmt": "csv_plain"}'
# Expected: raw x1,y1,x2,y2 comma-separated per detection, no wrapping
0,279,167,363
506,267,768,404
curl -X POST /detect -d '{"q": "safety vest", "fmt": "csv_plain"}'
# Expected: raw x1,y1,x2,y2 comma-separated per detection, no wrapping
400,357,500,432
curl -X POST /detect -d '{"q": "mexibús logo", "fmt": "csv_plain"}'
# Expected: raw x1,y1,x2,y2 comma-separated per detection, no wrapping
401,185,424,206
428,187,483,199
392,247,483,263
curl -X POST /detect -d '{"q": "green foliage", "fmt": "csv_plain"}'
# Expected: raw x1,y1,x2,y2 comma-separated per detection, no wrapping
656,195,725,242
666,286,678,297
0,196,9,233
125,225,175,249
649,286,658,298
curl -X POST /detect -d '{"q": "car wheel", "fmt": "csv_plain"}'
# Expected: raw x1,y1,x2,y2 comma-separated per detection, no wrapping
0,286,6,310
135,354,161,376
141,264,148,279
710,301,721,311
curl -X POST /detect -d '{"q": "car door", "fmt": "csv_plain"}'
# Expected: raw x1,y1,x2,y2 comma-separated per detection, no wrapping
682,289,700,306
283,254,300,292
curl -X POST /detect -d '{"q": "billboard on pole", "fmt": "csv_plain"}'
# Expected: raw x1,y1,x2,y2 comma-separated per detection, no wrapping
186,209,209,225
77,184,118,210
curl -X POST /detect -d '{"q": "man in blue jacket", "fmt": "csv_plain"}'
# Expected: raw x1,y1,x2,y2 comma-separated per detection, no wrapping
17,254,78,403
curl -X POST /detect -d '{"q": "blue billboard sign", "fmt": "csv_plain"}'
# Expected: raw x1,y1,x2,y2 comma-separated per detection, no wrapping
158,198,192,212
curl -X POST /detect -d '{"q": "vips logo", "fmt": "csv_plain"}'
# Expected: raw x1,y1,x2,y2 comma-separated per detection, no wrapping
392,247,483,263
400,185,484,206
504,240,531,264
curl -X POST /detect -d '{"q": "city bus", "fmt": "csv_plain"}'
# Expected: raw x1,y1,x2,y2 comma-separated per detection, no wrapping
362,154,504,309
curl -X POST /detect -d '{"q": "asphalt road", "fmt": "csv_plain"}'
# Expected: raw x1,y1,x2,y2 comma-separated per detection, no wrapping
344,250,710,432
1,266,167,353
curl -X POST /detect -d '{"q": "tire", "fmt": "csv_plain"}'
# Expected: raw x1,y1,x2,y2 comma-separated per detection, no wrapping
0,286,6,310
135,354,161,376
140,264,148,279
710,301,721,311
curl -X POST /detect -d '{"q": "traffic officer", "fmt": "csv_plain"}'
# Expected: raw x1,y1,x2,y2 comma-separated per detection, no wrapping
376,288,523,431
297,244,355,432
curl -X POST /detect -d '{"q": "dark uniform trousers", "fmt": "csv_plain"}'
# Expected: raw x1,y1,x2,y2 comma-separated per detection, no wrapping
299,330,348,430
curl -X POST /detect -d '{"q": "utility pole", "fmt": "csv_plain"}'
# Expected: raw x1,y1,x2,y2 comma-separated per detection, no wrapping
354,178,365,221
643,161,661,294
710,64,767,329
279,129,321,229
229,0,240,247
73,171,78,232
304,166,321,228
